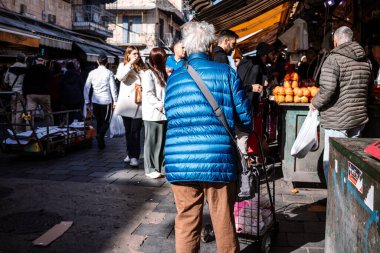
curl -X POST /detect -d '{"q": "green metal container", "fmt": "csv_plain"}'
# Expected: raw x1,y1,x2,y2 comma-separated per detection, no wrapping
325,138,380,253
279,103,324,183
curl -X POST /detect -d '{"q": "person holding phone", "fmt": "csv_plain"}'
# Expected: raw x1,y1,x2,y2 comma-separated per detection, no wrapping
115,46,147,167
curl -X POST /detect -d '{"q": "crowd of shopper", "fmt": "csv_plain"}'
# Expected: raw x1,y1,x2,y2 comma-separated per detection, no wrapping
0,20,375,253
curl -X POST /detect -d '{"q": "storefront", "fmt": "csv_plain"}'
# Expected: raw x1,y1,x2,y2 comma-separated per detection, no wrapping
191,0,380,184
0,8,123,74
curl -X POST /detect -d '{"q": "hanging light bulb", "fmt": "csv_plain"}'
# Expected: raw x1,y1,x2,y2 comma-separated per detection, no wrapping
327,0,335,6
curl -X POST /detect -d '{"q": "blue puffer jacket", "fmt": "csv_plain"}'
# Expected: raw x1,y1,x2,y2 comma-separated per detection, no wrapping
164,53,252,183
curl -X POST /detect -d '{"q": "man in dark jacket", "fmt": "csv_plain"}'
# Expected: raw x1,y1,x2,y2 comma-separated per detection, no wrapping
213,29,239,64
310,26,372,183
237,42,273,105
23,55,53,127
61,61,84,123
165,21,252,252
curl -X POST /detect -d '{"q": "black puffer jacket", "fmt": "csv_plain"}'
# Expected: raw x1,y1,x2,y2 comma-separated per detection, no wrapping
312,42,372,130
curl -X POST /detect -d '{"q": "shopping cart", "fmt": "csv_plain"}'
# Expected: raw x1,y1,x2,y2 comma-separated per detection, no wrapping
0,91,95,156
234,130,278,253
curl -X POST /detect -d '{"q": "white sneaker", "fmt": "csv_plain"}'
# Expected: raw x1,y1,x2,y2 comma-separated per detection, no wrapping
145,171,163,179
123,156,130,163
130,158,139,167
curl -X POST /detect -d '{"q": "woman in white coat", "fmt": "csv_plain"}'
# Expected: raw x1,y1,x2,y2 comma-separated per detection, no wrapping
115,46,147,167
142,48,168,179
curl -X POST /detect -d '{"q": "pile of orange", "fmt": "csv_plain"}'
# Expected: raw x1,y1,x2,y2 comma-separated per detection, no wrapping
272,73,319,103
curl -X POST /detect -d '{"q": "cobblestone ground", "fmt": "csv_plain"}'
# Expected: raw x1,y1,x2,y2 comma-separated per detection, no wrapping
0,136,326,253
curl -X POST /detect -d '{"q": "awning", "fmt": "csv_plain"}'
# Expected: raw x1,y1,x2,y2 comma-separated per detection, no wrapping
231,3,289,39
0,8,124,60
189,0,212,13
0,14,72,50
237,23,281,53
230,3,290,52
196,0,289,31
75,43,116,63
0,27,39,48
192,0,294,53
39,36,72,50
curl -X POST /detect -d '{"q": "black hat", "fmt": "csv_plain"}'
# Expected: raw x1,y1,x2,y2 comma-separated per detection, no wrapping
256,42,274,56
16,53,26,62
98,52,108,62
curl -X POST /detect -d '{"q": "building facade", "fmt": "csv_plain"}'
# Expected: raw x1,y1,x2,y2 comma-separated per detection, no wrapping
2,0,72,29
0,0,122,67
106,0,185,54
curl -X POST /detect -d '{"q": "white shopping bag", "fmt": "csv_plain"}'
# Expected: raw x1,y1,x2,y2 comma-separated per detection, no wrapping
291,109,319,158
109,113,125,138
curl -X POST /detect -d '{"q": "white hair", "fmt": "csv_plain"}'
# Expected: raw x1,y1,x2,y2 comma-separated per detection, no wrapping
181,21,216,55
334,26,353,43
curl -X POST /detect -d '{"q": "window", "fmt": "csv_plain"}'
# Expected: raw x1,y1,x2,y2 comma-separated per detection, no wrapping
159,19,164,47
122,16,142,43
169,25,173,36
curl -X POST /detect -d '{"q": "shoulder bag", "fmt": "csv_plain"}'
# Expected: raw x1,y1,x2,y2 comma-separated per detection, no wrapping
186,64,255,200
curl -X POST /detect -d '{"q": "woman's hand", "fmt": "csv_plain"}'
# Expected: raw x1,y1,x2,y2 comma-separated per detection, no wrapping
128,52,140,65
251,84,263,93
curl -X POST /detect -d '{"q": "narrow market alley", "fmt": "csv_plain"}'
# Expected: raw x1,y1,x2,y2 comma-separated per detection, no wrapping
0,136,326,253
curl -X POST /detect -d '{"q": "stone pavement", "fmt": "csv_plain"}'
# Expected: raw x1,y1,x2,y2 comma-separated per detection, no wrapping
0,137,327,253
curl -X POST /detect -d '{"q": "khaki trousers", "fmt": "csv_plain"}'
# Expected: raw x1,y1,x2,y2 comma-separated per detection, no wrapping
172,182,239,253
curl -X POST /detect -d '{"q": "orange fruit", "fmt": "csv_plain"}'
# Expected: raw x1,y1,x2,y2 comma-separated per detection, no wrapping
291,72,299,81
302,87,311,97
277,86,285,95
300,96,308,103
294,95,301,103
285,95,293,103
285,87,293,95
284,81,291,88
277,95,285,103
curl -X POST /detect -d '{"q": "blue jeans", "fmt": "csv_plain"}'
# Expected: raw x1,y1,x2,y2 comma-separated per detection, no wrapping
323,125,365,184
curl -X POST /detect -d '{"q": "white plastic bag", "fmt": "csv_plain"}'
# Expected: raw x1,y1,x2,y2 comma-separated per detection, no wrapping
291,109,319,158
109,113,125,138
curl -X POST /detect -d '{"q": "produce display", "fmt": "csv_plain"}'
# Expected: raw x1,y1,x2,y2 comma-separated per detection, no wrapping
272,72,319,103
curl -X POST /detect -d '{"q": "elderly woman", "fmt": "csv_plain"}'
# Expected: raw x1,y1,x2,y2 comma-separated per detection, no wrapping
164,21,252,253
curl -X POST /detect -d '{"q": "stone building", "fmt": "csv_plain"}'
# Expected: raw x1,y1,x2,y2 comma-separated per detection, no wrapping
0,0,123,67
106,0,185,54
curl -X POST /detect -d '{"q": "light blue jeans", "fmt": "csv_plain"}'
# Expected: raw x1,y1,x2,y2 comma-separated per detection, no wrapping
323,125,365,183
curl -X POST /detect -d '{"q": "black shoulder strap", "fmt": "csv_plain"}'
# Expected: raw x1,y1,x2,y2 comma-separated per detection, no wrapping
186,63,248,173
11,74,21,88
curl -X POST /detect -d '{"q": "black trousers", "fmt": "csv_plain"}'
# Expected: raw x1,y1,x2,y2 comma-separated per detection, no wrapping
122,116,143,159
92,103,112,139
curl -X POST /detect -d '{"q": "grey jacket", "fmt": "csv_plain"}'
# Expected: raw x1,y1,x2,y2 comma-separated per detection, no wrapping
312,41,372,130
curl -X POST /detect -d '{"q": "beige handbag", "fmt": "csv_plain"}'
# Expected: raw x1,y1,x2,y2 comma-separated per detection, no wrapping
134,84,142,104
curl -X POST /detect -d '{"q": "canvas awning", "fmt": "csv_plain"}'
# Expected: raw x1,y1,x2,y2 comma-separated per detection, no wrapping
192,0,294,53
231,3,290,52
0,15,72,50
0,27,39,48
196,0,290,31
75,43,116,63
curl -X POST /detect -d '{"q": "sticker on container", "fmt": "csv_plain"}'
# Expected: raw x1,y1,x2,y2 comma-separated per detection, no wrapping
348,161,363,194
364,185,374,211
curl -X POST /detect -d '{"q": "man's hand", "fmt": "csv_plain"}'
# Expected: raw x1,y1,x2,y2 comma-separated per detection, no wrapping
309,103,316,111
252,84,263,93
112,103,116,109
